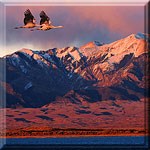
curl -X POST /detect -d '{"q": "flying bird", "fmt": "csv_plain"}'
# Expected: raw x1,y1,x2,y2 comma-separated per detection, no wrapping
31,11,63,31
14,9,40,29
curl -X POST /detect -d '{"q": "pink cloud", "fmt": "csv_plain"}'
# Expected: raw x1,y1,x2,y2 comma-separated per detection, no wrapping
6,6,144,34
70,6,144,34
2,5,145,56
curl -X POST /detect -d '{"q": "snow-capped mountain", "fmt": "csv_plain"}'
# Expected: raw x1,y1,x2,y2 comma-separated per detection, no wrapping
0,33,149,108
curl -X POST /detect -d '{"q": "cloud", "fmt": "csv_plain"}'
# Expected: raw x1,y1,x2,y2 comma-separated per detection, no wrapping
71,6,144,34
1,5,144,56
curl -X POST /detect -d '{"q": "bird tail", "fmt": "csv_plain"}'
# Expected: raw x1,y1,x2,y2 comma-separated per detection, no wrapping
53,26,63,29
14,26,23,29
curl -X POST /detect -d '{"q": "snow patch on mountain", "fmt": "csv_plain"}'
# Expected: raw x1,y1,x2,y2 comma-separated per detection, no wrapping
28,52,50,67
24,82,33,91
19,49,33,56
20,65,27,73
41,53,55,64
94,41,104,46
8,54,21,67
135,33,149,42
57,47,81,61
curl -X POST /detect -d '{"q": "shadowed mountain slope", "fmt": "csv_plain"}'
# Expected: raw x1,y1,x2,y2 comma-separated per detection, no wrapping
0,33,149,108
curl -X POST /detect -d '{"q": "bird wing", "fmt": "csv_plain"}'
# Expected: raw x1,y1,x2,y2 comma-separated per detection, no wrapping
40,11,51,25
24,9,35,25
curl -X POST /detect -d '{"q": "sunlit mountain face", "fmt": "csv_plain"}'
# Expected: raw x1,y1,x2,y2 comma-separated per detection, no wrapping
0,33,149,130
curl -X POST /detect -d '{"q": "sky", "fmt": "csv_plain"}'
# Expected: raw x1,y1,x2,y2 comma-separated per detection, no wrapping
0,5,145,56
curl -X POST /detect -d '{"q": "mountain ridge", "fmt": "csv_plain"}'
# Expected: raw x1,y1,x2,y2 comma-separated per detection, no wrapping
0,33,149,108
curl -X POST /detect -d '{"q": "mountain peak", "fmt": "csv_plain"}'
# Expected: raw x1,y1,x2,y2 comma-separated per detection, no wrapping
107,33,147,57
135,32,150,41
56,46,82,61
2,33,148,108
18,48,34,56
94,41,104,46
79,41,104,57
80,41,103,50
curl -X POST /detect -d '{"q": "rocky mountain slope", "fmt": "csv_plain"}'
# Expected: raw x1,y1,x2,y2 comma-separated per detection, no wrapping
0,33,149,108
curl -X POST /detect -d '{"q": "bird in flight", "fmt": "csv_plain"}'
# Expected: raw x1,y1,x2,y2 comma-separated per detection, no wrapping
31,11,63,31
14,9,40,29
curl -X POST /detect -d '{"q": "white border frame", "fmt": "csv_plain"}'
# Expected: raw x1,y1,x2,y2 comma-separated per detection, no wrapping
0,0,149,149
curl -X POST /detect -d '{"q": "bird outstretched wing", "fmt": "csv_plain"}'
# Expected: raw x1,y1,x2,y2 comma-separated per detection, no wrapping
24,9,35,25
40,11,51,25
